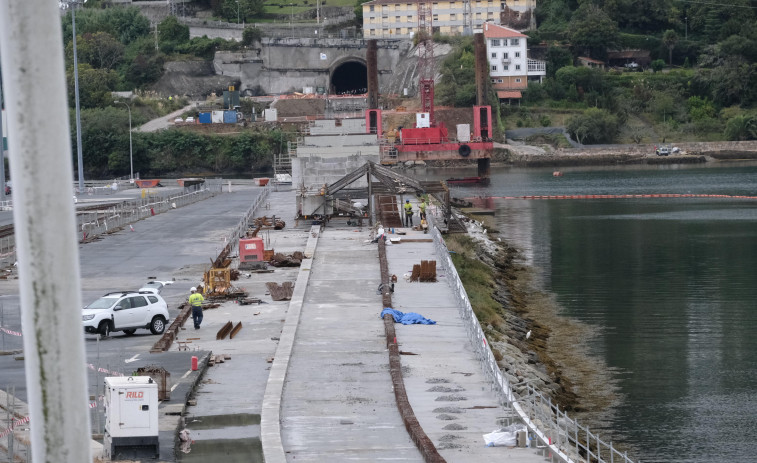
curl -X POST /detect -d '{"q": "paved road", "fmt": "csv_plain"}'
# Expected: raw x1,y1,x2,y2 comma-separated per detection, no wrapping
137,103,199,133
0,184,267,461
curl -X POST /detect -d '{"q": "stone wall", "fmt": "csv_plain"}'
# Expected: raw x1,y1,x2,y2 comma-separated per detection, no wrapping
554,140,757,156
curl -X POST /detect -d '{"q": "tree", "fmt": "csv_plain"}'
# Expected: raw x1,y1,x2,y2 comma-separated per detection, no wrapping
158,16,190,52
651,59,665,72
75,32,125,70
242,27,263,46
566,108,620,144
724,115,757,140
545,46,573,79
66,63,119,109
568,4,619,60
662,29,678,65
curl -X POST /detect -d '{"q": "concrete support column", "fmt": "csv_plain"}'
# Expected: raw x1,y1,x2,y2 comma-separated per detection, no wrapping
0,2,92,462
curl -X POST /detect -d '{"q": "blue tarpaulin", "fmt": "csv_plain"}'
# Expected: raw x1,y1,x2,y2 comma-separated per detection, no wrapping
380,308,436,325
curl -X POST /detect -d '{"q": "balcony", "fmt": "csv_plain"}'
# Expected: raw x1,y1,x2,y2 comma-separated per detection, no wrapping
527,59,546,73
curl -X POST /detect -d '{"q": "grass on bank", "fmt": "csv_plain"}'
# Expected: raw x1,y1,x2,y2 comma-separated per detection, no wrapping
445,234,504,335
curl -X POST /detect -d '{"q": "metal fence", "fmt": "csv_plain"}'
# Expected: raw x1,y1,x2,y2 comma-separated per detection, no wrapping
427,218,636,463
219,181,272,252
76,183,224,241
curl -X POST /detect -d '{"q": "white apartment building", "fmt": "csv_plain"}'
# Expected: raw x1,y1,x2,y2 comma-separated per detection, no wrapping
483,22,545,100
362,0,536,39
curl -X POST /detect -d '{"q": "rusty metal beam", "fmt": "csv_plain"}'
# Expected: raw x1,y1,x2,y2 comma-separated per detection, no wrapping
230,322,243,339
217,321,234,340
151,303,192,353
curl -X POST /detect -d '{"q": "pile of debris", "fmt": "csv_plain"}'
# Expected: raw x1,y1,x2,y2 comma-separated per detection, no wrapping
270,251,304,267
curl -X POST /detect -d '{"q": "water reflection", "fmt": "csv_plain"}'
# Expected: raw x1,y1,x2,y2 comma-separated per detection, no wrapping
415,163,757,463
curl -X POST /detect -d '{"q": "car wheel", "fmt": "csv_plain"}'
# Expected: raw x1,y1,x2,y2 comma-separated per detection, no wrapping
98,321,111,337
123,329,136,336
150,316,166,335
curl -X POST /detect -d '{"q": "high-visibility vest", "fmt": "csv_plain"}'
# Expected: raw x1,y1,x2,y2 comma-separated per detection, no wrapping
189,293,204,307
404,202,413,213
419,202,427,212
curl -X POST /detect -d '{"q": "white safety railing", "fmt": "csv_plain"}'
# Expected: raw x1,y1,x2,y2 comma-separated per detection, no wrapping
427,218,636,463
77,183,223,241
221,182,272,251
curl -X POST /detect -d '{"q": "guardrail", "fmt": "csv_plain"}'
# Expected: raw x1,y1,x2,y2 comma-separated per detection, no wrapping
77,183,223,241
427,219,636,463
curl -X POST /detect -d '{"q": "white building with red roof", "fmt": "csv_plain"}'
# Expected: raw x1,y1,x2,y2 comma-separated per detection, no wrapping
482,22,545,101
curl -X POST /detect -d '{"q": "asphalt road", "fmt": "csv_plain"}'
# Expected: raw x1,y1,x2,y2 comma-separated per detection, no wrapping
0,185,265,433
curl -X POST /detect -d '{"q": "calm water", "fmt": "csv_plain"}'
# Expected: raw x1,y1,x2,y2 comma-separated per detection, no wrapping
418,162,757,463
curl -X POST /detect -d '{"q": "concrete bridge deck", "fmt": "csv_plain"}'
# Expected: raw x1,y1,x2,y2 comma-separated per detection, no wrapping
185,189,550,462
1,185,553,462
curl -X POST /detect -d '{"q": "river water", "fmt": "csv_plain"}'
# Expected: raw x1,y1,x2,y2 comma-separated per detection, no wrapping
417,161,757,463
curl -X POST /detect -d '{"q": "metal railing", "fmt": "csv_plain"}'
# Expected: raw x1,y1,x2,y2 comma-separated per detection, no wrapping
427,216,636,463
76,183,223,241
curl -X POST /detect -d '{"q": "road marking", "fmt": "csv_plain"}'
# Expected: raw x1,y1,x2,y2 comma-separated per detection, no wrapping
125,354,140,364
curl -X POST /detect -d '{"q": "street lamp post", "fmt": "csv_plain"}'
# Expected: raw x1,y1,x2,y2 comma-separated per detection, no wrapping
235,0,240,24
114,101,133,181
685,16,688,40
62,0,87,193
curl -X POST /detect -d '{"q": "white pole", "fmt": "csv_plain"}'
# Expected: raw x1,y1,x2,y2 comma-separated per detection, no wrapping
115,101,133,180
0,1,92,462
71,2,85,193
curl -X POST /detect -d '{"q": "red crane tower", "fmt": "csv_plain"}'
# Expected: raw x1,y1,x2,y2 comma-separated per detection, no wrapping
417,1,435,127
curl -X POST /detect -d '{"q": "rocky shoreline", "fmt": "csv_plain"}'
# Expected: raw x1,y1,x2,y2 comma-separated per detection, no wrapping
456,219,620,428
424,147,757,169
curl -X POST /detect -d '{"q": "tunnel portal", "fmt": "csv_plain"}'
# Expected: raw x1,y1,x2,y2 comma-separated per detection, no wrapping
330,61,368,95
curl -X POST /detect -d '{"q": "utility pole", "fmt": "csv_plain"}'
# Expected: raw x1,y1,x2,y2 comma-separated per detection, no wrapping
114,101,133,181
67,0,88,194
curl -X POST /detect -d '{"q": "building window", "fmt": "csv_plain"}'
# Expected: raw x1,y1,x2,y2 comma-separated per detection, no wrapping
491,52,497,58
516,78,522,83
491,39,500,46
450,1,455,5
503,52,509,58
450,13,457,20
408,27,414,32
515,64,521,70
476,12,482,18
515,51,521,58
370,5,374,11
491,65,497,71
511,38,519,46
503,65,509,70
396,28,402,34
433,14,438,20
370,29,376,35
407,15,413,20
396,16,400,20
497,79,503,83
395,3,400,7
487,12,493,17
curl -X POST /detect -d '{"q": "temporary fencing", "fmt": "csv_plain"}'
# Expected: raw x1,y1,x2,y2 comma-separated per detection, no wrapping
428,220,637,463
77,182,223,241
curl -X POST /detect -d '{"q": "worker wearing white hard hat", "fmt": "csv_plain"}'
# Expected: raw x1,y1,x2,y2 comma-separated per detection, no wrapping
189,287,204,329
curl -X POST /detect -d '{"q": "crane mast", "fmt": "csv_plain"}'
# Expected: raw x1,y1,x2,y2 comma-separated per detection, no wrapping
417,1,435,126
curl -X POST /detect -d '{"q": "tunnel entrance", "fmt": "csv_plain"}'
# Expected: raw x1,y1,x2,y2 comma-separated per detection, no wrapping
330,61,368,95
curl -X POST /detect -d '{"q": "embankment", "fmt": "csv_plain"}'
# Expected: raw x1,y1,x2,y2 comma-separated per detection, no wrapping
447,219,620,428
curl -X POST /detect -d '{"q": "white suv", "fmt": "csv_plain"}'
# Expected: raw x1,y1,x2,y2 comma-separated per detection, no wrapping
82,291,170,336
